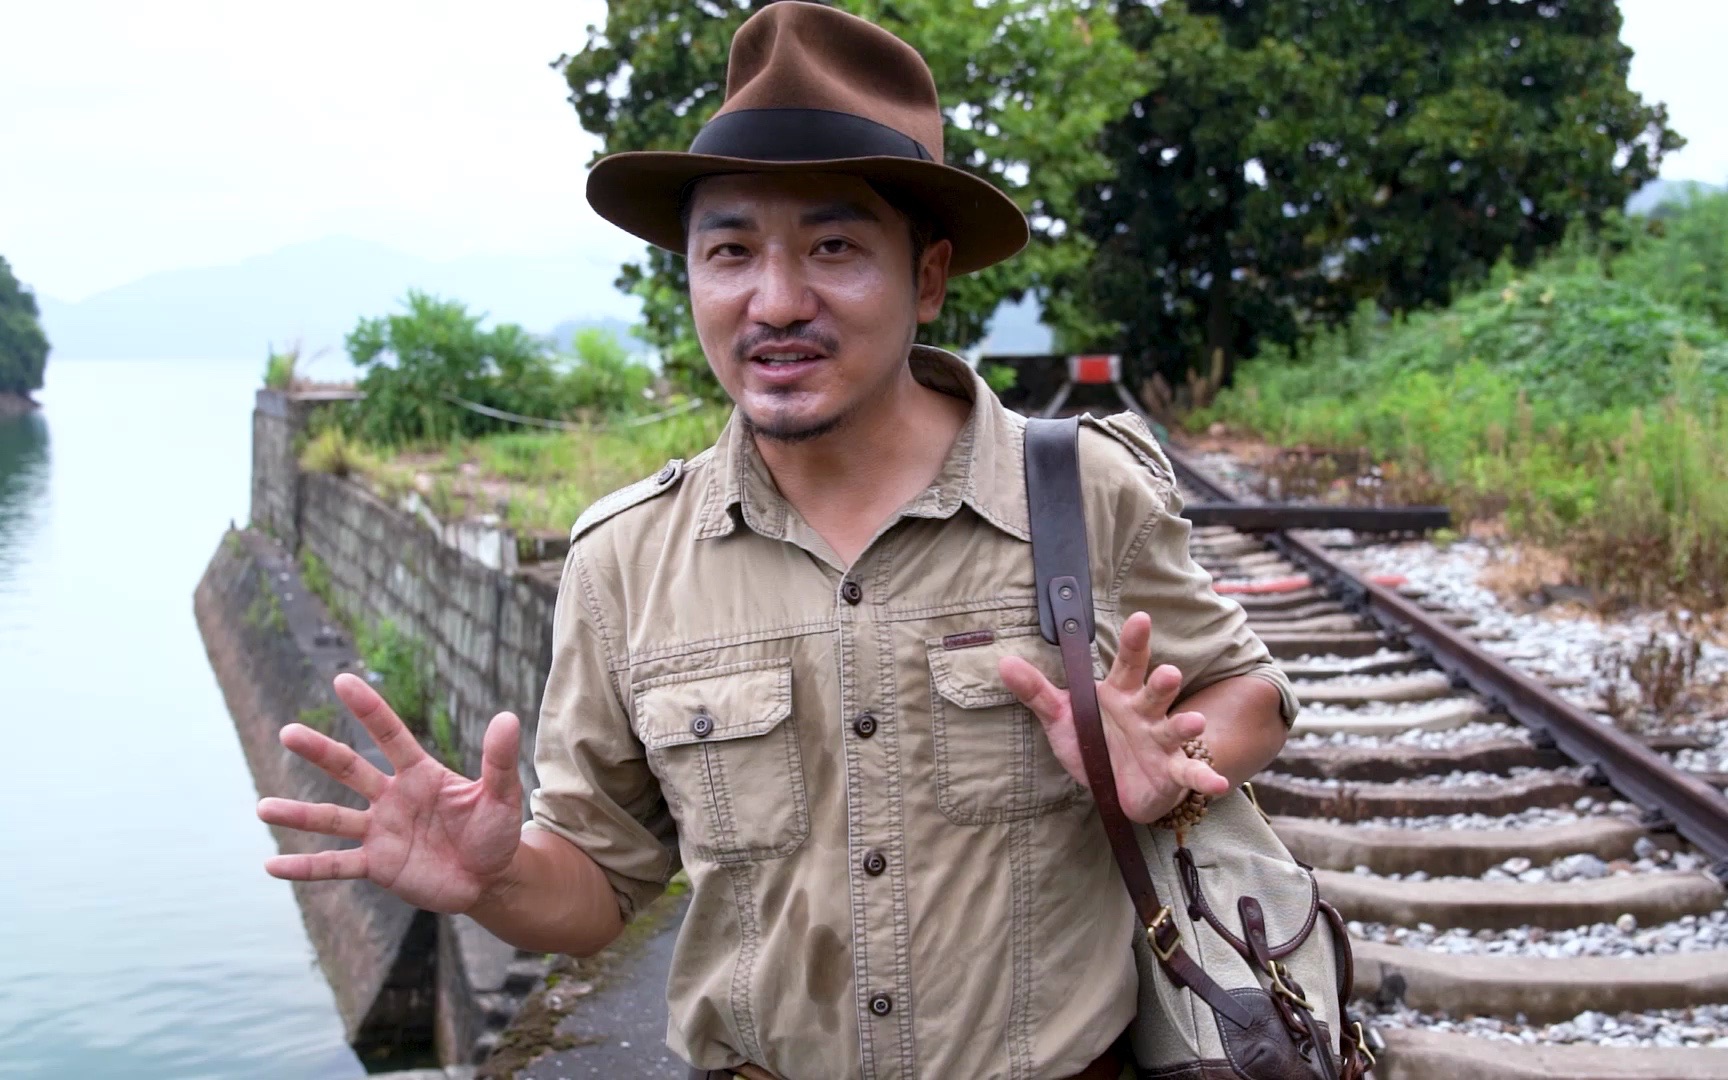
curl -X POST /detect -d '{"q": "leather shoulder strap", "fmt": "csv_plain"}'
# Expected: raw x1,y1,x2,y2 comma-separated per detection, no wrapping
1024,416,1165,918
1023,416,1255,1032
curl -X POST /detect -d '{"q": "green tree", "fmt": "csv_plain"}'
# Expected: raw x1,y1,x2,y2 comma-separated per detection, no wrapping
345,291,563,444
0,257,51,399
557,0,1143,390
1078,0,1681,389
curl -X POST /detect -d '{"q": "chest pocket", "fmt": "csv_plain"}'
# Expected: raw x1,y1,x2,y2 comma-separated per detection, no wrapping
632,657,809,864
926,625,1098,825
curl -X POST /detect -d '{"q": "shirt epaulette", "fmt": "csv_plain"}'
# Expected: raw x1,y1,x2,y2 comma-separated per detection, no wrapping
1080,411,1177,486
569,458,686,543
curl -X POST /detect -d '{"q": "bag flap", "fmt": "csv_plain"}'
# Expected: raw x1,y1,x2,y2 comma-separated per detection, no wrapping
632,658,793,751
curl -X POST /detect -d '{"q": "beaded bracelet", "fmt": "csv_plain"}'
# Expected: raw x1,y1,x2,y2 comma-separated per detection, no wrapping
1152,738,1213,832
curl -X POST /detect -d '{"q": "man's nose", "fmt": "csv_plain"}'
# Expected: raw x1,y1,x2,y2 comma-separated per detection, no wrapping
746,250,820,329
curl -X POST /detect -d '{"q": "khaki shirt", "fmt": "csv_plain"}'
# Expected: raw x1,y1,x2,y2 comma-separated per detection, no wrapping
528,347,1298,1080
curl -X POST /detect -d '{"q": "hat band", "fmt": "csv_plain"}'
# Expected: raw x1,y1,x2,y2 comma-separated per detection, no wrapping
688,108,934,164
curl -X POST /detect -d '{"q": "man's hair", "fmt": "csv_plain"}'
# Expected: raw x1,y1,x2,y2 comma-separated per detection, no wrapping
677,177,938,276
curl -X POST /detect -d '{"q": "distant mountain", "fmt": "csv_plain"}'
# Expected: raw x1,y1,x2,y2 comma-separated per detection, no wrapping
1627,178,1724,216
37,236,642,362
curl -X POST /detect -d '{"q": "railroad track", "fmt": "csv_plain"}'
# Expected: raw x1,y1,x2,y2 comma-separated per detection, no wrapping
1161,441,1728,1080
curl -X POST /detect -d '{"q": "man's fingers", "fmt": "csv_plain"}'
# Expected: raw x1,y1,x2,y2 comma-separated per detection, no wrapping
1137,663,1184,719
280,722,389,801
1105,612,1153,693
257,796,368,841
999,655,1068,728
1182,756,1231,797
264,847,369,882
333,672,428,774
1166,709,1207,743
480,712,522,803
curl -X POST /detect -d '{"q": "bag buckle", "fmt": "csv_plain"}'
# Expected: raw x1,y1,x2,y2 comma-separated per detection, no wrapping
1147,906,1181,962
1350,1021,1377,1070
1266,960,1314,1013
1241,781,1272,824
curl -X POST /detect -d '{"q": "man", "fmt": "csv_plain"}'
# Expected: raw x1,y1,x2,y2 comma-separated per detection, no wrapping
256,5,1296,1078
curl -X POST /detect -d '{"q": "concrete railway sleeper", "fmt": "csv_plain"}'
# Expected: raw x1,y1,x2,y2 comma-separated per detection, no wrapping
1152,441,1728,1078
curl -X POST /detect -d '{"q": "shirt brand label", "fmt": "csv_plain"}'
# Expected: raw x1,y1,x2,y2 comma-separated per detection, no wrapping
941,629,996,651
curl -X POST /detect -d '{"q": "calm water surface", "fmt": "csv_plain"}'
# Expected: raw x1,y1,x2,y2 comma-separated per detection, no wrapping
0,359,363,1079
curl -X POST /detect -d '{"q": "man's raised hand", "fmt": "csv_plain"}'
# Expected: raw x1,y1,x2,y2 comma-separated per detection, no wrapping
999,610,1231,824
257,672,524,914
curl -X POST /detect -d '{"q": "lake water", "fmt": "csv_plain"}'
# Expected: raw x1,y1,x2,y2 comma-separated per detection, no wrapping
0,359,364,1079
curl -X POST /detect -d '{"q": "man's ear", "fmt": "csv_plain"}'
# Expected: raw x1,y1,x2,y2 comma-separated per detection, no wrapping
915,239,953,324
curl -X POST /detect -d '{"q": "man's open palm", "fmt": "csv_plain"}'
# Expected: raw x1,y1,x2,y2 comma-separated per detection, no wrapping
257,672,523,914
999,610,1231,824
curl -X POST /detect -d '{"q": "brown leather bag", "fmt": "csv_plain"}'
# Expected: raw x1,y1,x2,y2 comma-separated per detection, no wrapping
1025,416,1373,1080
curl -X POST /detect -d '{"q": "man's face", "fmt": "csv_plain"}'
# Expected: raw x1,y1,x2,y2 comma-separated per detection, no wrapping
685,172,950,442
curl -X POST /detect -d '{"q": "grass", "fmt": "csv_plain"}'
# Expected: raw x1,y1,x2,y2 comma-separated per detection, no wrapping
356,619,434,737
300,426,377,479
1196,246,1728,611
361,404,729,538
264,344,298,391
245,573,287,633
297,703,338,734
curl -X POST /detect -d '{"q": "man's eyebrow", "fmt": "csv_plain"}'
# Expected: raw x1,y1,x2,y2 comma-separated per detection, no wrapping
801,202,881,227
694,209,757,233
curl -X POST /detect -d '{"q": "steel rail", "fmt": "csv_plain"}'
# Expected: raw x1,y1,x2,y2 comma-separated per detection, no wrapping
1159,439,1728,879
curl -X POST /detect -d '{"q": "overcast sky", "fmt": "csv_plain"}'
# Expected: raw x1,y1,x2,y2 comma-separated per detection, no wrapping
2,0,1723,304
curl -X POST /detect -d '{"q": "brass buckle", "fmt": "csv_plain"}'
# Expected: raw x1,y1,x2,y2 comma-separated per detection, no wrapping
1350,1021,1378,1070
1147,906,1180,962
1242,781,1272,824
1266,960,1315,1013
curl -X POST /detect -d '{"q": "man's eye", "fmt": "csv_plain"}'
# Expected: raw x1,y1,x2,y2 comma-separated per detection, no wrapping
815,238,854,255
710,243,748,259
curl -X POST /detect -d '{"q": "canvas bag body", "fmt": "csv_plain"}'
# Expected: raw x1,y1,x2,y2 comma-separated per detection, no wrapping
1022,415,1370,1080
1127,791,1354,1077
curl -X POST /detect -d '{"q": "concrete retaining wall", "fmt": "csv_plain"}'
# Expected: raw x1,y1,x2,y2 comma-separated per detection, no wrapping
205,390,568,1066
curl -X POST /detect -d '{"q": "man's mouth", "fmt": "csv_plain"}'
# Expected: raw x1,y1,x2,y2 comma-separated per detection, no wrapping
753,351,823,366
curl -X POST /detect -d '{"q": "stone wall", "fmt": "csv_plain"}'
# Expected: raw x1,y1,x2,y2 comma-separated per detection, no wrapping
211,390,567,1066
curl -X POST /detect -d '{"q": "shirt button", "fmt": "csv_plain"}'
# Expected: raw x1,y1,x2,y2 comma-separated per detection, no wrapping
690,710,714,738
840,580,863,605
868,992,893,1017
852,712,878,738
863,849,887,876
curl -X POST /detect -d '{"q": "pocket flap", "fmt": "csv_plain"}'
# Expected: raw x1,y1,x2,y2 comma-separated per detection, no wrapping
927,630,1078,709
633,658,794,751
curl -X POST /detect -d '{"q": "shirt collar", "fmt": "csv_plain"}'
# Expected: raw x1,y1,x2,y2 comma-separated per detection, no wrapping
693,345,1031,543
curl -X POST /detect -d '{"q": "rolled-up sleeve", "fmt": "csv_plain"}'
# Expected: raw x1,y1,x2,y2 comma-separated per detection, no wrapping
1082,416,1301,727
527,542,679,922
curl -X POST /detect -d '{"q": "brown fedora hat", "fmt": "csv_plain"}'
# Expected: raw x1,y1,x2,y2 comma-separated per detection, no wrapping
585,1,1029,276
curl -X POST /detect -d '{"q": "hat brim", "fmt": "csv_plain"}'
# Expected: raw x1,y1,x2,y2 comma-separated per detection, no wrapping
586,152,1029,276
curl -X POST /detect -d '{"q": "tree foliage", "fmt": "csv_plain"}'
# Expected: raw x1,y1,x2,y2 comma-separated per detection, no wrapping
558,0,1144,390
1078,0,1682,388
0,256,50,398
344,292,652,444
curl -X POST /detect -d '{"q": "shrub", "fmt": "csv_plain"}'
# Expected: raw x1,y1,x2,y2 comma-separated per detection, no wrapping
1197,243,1728,608
558,328,654,416
346,291,567,445
356,619,434,737
264,344,298,391
299,426,374,478
1612,191,1728,333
